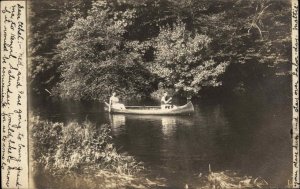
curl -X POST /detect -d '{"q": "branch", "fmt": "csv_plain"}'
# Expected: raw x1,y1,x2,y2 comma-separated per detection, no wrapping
248,3,271,39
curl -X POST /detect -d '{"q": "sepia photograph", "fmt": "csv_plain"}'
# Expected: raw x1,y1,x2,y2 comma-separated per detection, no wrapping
1,0,298,188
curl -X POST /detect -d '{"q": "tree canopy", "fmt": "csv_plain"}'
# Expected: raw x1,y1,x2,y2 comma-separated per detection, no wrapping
56,1,155,100
29,0,292,100
151,20,229,95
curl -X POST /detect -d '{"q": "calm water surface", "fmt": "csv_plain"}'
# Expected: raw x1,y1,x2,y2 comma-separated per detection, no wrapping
32,97,292,188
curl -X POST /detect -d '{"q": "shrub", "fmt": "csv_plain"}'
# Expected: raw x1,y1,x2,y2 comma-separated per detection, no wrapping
30,116,143,175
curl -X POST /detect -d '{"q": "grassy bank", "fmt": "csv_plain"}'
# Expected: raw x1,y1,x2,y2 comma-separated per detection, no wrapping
30,116,167,188
30,116,143,174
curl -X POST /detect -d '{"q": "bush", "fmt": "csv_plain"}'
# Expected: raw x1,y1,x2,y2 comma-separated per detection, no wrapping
30,116,143,175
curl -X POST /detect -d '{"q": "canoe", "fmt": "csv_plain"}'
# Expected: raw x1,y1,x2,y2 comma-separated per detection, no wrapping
105,101,194,115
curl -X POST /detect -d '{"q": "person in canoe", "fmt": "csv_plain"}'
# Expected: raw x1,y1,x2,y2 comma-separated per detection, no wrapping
161,92,174,109
109,92,125,112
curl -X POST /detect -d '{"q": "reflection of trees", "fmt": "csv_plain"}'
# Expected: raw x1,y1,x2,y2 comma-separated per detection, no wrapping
159,115,205,180
219,98,292,182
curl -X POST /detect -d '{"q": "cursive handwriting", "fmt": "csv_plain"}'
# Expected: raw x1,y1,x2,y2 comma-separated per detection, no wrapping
1,2,28,188
292,4,298,31
292,1,299,188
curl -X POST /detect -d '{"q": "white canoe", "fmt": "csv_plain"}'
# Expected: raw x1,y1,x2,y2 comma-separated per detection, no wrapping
105,102,194,115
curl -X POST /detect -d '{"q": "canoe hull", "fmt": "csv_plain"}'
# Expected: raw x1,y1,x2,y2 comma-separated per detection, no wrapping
105,102,194,115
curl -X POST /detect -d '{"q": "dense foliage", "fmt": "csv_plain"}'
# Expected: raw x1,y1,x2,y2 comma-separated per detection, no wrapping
29,0,292,100
29,0,92,95
151,20,229,95
55,1,155,100
30,116,143,174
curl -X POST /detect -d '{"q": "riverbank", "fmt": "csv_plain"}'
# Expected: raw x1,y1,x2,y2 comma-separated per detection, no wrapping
29,115,292,188
30,115,169,188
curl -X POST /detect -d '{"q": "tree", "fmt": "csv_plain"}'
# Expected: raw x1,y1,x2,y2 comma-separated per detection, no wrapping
29,0,292,99
55,0,156,101
29,0,92,95
171,0,292,96
151,21,229,95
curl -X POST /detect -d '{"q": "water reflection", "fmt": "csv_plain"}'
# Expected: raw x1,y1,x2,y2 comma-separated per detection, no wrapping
109,114,125,136
31,97,292,188
161,117,177,136
109,114,195,138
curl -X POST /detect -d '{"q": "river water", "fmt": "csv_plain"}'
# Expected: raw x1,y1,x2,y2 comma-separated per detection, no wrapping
31,96,292,188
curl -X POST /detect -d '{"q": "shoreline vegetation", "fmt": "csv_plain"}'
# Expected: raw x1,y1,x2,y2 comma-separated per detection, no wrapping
30,115,144,174
29,0,291,101
30,115,286,189
30,115,166,188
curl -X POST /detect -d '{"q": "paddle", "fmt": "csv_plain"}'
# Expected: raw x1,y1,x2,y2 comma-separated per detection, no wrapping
108,100,112,113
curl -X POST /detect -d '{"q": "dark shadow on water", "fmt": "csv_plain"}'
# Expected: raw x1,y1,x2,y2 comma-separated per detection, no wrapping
30,96,292,188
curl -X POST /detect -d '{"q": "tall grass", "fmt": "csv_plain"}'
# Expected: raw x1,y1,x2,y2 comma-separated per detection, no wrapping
30,116,143,175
